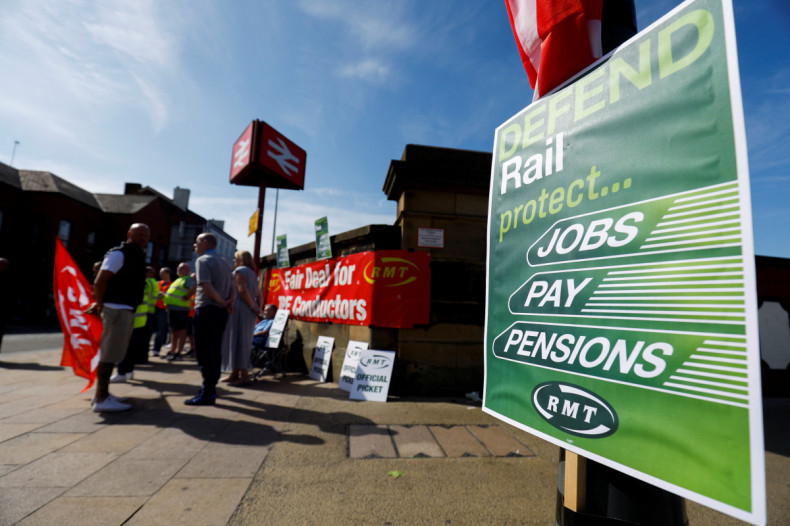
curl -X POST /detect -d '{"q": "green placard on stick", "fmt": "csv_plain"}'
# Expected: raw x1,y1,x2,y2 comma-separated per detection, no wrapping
315,216,332,259
483,0,765,523
276,234,290,268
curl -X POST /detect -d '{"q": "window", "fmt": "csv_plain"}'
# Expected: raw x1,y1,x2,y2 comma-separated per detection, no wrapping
58,220,71,247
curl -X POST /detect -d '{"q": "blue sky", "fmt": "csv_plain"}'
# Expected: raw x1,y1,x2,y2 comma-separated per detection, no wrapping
1,1,789,258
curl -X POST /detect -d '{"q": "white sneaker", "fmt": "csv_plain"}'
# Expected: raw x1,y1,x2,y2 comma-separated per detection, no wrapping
92,397,132,412
109,372,133,383
91,394,128,404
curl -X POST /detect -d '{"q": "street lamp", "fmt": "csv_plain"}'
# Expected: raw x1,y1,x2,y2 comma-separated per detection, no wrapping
9,141,19,167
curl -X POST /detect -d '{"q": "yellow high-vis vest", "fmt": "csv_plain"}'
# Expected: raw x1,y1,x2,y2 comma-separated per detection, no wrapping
164,276,194,310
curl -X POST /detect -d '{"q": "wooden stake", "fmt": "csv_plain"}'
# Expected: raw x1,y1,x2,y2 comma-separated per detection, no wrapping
564,451,587,512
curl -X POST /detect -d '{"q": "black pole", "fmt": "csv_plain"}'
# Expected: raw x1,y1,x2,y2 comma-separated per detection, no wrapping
271,188,279,254
253,185,265,272
557,450,688,526
555,4,686,524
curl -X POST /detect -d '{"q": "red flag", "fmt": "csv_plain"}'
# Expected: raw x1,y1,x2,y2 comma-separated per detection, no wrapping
53,238,102,392
505,0,603,98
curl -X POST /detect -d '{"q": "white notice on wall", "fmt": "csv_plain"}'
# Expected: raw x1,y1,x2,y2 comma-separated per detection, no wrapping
309,336,334,382
338,340,369,392
417,227,444,248
349,349,395,402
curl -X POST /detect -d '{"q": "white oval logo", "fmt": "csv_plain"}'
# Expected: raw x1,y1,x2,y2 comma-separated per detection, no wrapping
532,382,618,438
360,354,393,369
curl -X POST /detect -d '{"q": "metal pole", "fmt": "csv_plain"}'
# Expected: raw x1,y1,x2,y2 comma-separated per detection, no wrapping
9,141,19,167
253,186,265,272
270,188,279,254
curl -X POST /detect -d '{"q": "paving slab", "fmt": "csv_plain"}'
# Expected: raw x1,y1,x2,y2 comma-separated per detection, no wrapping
0,487,65,526
123,427,208,460
36,411,128,434
60,423,162,454
0,451,116,488
348,424,396,459
0,396,58,420
65,458,187,497
0,432,85,465
14,496,148,526
1,406,85,425
0,423,41,443
468,424,535,457
125,477,251,526
429,425,492,458
389,424,445,458
177,443,269,479
209,418,281,446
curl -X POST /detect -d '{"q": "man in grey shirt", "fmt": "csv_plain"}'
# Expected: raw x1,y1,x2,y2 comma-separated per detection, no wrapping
185,232,235,405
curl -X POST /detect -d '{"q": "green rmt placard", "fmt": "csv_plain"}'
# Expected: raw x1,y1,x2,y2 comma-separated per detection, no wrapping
315,216,332,260
276,234,290,269
483,0,765,524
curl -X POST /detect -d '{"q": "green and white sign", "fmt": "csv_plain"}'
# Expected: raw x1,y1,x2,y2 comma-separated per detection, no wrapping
310,335,334,382
350,350,395,402
483,0,765,523
276,234,290,269
339,340,369,392
315,216,332,259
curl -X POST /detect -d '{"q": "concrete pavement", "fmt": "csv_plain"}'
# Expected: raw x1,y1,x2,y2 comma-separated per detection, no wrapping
0,343,787,525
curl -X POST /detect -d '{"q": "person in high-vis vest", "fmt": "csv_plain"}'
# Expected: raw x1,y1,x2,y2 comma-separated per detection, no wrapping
112,266,158,382
151,267,172,356
163,262,197,361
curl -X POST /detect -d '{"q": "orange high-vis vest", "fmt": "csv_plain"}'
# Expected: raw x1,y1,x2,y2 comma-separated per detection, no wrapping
155,280,171,309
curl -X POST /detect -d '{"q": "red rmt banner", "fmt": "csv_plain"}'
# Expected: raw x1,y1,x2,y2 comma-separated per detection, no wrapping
265,250,431,328
53,238,102,392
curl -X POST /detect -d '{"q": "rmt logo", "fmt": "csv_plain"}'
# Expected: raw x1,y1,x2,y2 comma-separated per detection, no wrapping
360,354,392,369
532,382,619,438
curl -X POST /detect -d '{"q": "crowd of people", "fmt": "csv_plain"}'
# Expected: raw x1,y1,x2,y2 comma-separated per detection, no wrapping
85,223,276,412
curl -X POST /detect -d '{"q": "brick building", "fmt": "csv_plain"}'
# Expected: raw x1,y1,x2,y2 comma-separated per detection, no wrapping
0,162,235,326
261,145,492,395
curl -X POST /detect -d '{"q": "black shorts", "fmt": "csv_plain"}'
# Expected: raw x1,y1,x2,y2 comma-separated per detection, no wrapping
168,309,190,331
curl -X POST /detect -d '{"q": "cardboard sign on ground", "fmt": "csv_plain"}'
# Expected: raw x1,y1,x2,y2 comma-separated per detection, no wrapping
309,336,334,382
349,350,395,402
339,340,369,392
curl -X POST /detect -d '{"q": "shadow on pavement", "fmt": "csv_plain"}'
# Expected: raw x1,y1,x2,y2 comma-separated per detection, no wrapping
0,360,65,371
90,373,376,448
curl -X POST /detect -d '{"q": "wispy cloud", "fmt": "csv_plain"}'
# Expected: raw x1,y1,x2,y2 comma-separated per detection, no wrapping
744,66,790,177
0,0,186,135
82,1,177,68
191,187,396,252
338,59,391,83
296,0,416,52
295,0,418,89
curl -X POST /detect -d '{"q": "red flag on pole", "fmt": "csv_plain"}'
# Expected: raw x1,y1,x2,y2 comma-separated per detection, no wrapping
53,238,102,392
505,0,603,98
